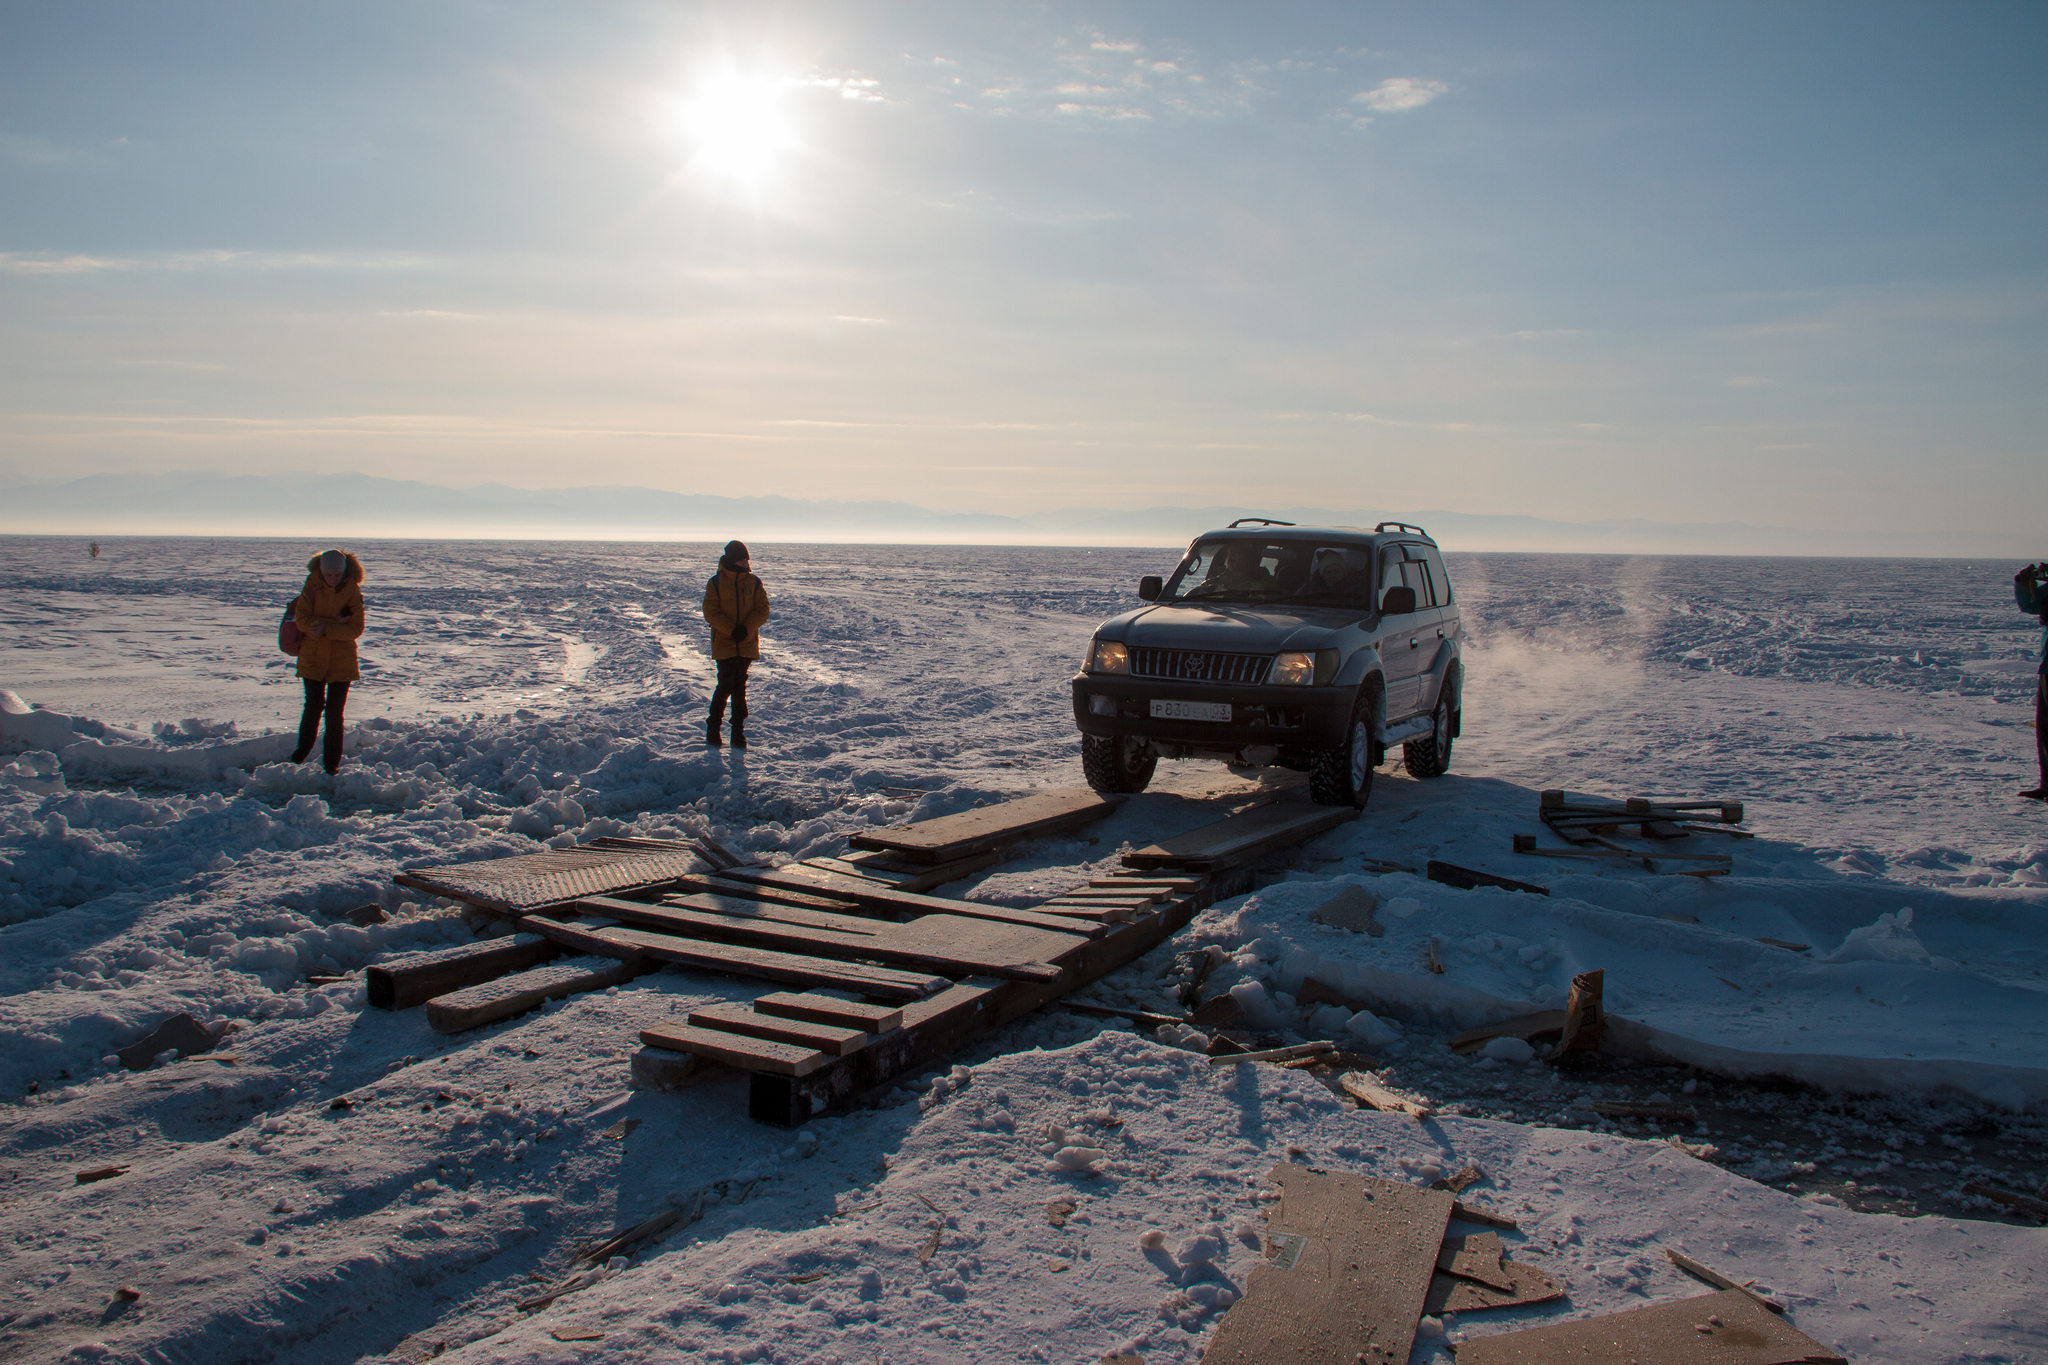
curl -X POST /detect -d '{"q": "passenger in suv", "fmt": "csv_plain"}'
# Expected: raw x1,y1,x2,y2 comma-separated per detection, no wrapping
1071,520,1462,808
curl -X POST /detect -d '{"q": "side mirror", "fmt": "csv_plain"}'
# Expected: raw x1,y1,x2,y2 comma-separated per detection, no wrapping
1380,585,1417,616
1138,575,1163,601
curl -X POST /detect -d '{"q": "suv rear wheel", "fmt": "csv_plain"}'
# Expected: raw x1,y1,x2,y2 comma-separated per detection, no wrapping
1082,734,1157,794
1403,682,1455,778
1310,684,1377,809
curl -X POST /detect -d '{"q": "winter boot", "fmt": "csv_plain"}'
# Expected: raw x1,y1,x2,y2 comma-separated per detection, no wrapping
731,724,748,749
706,719,723,747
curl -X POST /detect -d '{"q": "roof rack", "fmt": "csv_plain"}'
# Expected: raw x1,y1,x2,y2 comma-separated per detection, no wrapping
1374,521,1430,538
1227,517,1297,529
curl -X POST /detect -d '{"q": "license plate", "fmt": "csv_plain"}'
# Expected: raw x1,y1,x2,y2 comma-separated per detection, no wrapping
1151,699,1231,722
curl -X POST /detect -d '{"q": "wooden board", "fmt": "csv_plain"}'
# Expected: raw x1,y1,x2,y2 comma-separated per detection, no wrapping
594,926,945,1001
1093,876,1205,891
639,1022,831,1077
1035,903,1138,924
1122,802,1357,872
715,865,1105,937
1045,890,1161,905
516,915,650,962
688,1001,874,1056
820,849,1001,892
1436,1231,1516,1291
752,991,903,1034
1203,1165,1453,1365
846,788,1119,864
1453,1288,1842,1364
394,846,704,915
367,936,561,1011
1427,860,1551,896
1449,1010,1569,1055
1423,1257,1566,1314
660,873,867,914
425,955,656,1033
1340,1071,1433,1119
575,894,1076,984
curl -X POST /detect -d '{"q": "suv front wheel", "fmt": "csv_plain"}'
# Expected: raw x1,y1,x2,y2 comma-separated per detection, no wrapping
1082,734,1157,794
1309,684,1377,809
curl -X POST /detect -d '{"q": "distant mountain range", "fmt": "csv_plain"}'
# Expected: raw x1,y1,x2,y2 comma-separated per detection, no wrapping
0,470,1968,556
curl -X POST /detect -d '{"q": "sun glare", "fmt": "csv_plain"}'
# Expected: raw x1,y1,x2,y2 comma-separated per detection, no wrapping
676,70,796,189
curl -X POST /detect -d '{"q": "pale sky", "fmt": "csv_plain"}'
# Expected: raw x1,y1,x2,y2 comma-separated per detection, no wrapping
2,2,2043,543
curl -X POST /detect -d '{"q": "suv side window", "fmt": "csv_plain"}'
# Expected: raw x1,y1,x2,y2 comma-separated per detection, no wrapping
1397,550,1433,606
1377,546,1407,611
1419,546,1452,606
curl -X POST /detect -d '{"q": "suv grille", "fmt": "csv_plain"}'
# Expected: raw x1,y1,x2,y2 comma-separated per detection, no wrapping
1129,648,1271,685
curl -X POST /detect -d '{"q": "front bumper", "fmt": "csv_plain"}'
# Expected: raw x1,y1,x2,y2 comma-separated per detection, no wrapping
1070,673,1353,750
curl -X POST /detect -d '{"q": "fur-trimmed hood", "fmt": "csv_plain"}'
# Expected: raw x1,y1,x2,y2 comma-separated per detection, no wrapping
303,551,365,587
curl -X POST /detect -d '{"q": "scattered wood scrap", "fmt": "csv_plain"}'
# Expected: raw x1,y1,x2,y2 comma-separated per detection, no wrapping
1436,1230,1516,1291
1449,1011,1568,1056
1756,937,1812,953
1523,789,1749,877
1426,861,1549,896
1424,1237,1565,1315
114,1012,218,1070
1963,1181,2048,1222
1454,1289,1840,1364
1450,1201,1518,1230
1203,1165,1453,1365
1340,1071,1433,1120
75,1165,128,1185
1123,802,1358,873
1209,1041,1334,1067
1666,1248,1786,1314
1552,969,1605,1058
1429,1163,1486,1194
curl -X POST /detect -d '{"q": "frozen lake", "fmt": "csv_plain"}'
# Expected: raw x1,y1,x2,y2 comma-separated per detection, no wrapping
2,536,2044,1364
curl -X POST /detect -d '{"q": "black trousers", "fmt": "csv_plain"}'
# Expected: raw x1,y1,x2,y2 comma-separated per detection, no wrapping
2037,673,2047,788
709,657,751,731
297,679,349,770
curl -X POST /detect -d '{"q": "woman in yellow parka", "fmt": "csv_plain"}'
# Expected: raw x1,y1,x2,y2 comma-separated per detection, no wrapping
702,539,769,747
293,548,365,774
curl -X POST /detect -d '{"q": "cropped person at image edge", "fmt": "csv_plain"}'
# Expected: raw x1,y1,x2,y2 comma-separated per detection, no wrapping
2016,561,2047,802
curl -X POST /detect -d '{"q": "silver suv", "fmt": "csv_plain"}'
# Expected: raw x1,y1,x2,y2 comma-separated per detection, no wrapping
1071,520,1463,807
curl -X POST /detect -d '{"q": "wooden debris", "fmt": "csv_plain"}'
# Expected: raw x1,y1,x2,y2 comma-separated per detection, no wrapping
424,954,656,1034
598,1118,641,1140
550,1328,606,1343
573,1203,684,1266
1450,1010,1569,1056
1423,1255,1565,1314
595,926,948,1001
1426,936,1445,973
849,788,1120,863
809,849,1000,894
1339,1072,1432,1120
367,936,560,1011
1454,1289,1840,1364
1203,1165,1452,1365
1209,1041,1335,1066
1552,969,1605,1058
1436,1231,1517,1291
1426,860,1549,896
753,992,903,1035
112,1285,141,1302
1359,857,1418,874
1047,1199,1075,1227
1755,937,1812,952
114,1013,218,1070
1587,1100,1697,1124
1450,1200,1518,1230
1311,885,1384,936
514,915,651,963
689,1002,874,1056
1122,801,1358,873
1054,1000,1189,1029
1963,1181,2048,1221
1665,1248,1786,1313
1430,1163,1486,1194
75,1165,128,1185
1189,993,1247,1028
343,903,388,926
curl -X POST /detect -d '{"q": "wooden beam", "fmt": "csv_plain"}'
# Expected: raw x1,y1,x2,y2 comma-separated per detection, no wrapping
688,1002,876,1056
847,788,1120,863
594,925,946,1001
640,1023,830,1077
1455,1289,1836,1364
1122,802,1357,872
752,991,903,1034
714,865,1104,937
574,894,1076,984
816,849,1002,893
366,936,561,1011
1425,860,1550,896
425,955,657,1033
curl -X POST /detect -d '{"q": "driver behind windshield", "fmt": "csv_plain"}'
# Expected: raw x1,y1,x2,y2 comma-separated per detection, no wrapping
1312,549,1350,595
1205,541,1275,593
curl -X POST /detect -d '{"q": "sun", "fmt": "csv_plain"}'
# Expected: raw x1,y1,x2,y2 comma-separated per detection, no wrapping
675,70,797,189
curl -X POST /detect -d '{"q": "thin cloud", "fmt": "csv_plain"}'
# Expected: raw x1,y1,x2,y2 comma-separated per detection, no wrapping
0,249,428,276
1726,376,1774,387
1352,77,1448,113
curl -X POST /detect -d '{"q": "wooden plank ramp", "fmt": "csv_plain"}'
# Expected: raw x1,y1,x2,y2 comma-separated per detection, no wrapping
808,850,1001,893
367,936,561,1011
521,919,946,1001
426,955,658,1033
847,788,1120,864
1123,802,1358,873
394,845,706,916
712,865,1104,937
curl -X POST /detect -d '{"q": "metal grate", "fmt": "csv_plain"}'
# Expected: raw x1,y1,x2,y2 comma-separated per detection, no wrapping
1128,648,1271,685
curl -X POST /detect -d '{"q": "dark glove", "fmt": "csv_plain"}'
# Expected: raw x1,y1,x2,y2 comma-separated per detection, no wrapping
730,624,748,644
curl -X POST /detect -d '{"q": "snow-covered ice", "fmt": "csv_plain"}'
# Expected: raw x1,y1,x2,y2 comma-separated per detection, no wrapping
2,536,2043,1362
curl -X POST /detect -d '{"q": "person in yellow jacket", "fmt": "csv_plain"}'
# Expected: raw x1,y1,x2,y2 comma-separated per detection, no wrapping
292,548,365,774
702,539,769,747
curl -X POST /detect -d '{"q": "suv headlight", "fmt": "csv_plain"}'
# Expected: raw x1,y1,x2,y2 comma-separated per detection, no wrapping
1089,640,1130,674
1271,650,1315,686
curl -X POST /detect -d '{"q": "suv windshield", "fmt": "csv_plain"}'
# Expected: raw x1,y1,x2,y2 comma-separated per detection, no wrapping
1161,538,1377,608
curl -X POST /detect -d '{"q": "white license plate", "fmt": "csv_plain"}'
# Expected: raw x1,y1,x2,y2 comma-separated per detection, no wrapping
1151,699,1232,722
